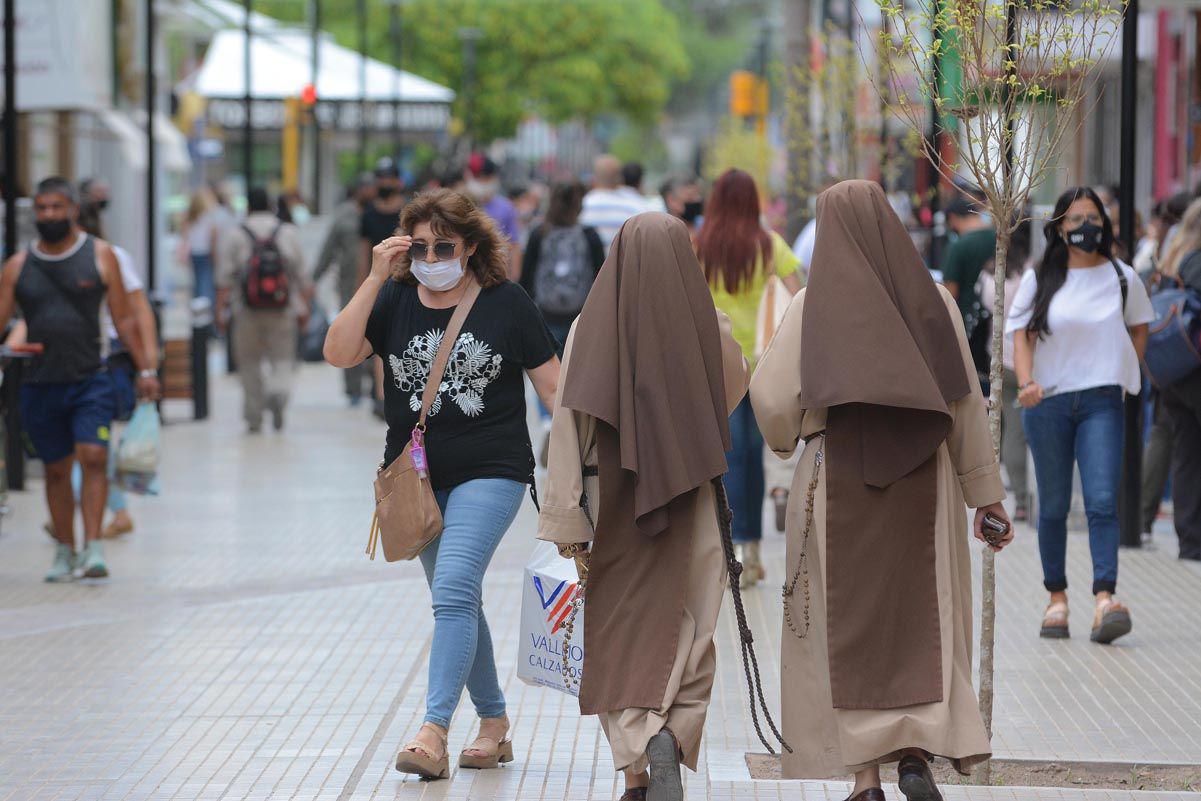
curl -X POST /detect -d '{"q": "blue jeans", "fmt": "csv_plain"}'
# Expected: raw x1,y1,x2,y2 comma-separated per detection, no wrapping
419,478,526,729
191,253,215,307
1022,386,1124,595
724,396,765,542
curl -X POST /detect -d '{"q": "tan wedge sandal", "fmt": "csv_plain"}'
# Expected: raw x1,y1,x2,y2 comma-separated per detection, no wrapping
1040,600,1069,639
395,724,449,780
459,723,515,770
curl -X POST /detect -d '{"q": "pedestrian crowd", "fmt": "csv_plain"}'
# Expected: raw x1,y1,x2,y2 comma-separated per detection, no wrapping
3,153,1199,801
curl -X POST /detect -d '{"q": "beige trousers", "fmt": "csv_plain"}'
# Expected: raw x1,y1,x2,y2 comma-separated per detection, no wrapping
233,309,297,428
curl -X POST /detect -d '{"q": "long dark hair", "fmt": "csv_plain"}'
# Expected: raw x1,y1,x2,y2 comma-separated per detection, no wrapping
543,181,585,228
1024,186,1114,339
694,169,772,294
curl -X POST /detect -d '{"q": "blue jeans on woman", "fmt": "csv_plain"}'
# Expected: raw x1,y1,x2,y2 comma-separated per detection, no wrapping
191,253,215,307
725,395,765,542
418,477,526,729
1022,385,1124,595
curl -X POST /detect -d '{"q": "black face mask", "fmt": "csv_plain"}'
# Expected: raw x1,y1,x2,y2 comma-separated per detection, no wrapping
36,219,73,244
376,186,398,200
681,200,704,225
1066,221,1104,254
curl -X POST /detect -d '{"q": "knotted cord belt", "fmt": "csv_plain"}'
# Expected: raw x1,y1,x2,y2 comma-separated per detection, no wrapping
713,476,792,755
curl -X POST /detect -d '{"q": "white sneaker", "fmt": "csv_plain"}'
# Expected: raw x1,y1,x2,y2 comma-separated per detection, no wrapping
44,544,77,583
80,540,109,579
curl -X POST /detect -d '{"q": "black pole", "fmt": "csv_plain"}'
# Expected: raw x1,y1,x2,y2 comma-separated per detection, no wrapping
243,0,253,190
311,0,322,213
1119,0,1142,548
358,0,368,172
458,28,481,151
145,0,157,293
3,0,16,261
391,1,402,160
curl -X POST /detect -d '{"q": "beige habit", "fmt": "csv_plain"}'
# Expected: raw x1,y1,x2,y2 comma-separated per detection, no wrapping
751,284,1006,778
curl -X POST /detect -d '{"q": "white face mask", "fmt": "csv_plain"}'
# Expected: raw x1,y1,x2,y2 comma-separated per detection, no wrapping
411,257,465,292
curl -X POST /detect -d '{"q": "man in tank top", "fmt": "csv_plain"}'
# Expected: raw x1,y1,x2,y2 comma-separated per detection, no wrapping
0,176,160,582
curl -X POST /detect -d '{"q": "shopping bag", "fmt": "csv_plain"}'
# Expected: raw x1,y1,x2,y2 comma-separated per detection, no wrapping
116,402,160,476
517,541,584,696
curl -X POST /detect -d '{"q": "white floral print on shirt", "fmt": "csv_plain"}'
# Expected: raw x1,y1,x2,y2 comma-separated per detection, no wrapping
388,329,503,417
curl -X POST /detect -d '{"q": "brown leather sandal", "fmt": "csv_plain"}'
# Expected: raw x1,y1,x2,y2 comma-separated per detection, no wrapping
1040,600,1069,639
395,725,449,780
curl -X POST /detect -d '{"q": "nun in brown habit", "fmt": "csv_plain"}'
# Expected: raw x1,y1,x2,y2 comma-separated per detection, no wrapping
538,213,748,801
750,181,1013,801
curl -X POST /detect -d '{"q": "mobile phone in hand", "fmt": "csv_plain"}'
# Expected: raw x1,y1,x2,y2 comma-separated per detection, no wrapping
982,513,1010,547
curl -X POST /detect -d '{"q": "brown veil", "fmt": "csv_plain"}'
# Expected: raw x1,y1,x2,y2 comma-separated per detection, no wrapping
800,180,972,709
562,212,731,536
559,212,732,714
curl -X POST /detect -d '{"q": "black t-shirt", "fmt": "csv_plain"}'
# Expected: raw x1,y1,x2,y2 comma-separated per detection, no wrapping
365,279,557,490
360,202,402,247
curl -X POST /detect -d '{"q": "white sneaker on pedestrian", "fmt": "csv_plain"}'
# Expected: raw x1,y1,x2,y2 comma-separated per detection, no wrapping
80,540,109,579
44,543,77,583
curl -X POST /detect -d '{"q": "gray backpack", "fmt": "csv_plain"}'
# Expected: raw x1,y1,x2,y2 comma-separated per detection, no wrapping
533,226,594,316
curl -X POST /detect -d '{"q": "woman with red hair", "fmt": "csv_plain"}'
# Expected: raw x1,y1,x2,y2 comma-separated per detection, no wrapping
695,169,803,586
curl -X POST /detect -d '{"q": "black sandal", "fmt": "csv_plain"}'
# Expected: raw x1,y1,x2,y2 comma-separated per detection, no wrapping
898,753,944,801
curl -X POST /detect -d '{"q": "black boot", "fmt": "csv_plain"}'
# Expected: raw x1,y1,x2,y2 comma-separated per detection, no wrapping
898,753,944,801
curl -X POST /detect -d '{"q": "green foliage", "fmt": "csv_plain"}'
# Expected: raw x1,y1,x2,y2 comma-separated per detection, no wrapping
703,116,774,191
257,0,689,144
660,0,762,115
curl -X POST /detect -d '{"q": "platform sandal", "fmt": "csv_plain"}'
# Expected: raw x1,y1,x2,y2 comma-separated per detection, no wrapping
395,724,449,780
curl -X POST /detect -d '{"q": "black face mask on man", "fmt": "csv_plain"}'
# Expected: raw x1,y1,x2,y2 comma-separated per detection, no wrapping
36,219,73,244
681,200,704,226
376,186,398,200
1065,221,1104,254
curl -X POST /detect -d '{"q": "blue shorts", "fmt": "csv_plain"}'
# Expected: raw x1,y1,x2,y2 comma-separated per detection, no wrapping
20,373,117,464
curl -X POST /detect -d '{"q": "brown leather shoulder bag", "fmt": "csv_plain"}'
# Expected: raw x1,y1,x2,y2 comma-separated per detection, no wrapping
365,279,482,561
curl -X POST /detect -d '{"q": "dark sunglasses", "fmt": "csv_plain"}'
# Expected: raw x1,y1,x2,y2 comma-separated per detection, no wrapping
409,240,460,262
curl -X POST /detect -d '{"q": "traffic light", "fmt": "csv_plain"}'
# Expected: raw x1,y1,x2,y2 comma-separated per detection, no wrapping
300,83,318,107
730,70,758,117
730,70,769,118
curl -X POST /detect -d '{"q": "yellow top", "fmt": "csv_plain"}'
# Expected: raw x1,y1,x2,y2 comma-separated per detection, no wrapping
706,230,802,361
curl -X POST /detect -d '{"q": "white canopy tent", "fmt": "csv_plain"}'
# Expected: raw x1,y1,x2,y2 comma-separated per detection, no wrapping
189,29,453,106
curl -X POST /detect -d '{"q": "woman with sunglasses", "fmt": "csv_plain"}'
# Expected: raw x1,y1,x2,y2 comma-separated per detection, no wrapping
325,189,561,779
1006,187,1153,644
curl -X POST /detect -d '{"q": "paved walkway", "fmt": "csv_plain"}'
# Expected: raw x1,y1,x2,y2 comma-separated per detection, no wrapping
0,363,1198,801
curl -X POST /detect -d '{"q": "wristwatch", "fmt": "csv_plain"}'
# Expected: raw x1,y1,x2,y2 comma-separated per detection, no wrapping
559,542,589,558
138,369,158,379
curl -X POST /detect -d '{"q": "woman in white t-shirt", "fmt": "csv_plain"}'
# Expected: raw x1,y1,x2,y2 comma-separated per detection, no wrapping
1006,187,1153,646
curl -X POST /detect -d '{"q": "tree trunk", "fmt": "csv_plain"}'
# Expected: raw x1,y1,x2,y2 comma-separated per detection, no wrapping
975,226,1010,786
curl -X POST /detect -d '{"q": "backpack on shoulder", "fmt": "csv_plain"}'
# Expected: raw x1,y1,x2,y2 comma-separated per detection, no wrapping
533,226,594,317
241,223,291,310
1144,269,1201,388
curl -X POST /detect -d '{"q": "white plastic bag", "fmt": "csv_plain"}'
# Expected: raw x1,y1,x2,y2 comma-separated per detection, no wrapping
116,402,160,475
517,541,584,696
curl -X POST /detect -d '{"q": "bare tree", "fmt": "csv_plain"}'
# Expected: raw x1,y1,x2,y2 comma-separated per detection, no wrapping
784,26,864,230
871,0,1125,783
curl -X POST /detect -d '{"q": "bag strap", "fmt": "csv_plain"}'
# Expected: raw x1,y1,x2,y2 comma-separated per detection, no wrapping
1111,259,1129,312
416,279,482,428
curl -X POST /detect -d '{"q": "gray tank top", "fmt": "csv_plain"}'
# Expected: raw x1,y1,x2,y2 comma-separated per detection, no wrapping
15,235,107,384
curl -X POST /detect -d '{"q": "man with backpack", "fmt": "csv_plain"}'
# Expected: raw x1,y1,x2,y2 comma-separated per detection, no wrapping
216,187,312,433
